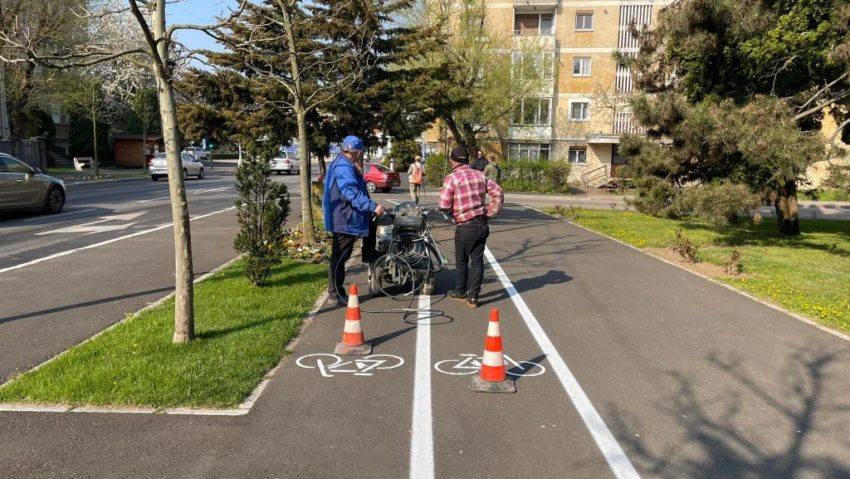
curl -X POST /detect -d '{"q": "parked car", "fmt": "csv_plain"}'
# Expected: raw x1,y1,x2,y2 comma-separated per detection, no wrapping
148,152,205,181
363,162,400,193
0,153,65,214
183,146,211,163
270,150,300,175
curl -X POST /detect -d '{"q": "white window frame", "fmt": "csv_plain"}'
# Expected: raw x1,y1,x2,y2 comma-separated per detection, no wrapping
508,143,551,162
514,13,555,36
511,97,552,126
576,12,594,31
569,101,591,122
572,57,591,76
512,52,555,81
568,146,588,165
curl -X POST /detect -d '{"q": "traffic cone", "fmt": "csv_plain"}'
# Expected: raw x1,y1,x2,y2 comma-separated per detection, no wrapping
334,284,373,355
471,308,516,393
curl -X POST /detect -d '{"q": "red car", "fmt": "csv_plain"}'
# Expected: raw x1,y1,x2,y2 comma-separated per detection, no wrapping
363,162,401,193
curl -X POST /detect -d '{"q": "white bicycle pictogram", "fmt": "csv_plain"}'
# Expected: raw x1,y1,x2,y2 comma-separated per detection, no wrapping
296,353,405,378
434,353,546,377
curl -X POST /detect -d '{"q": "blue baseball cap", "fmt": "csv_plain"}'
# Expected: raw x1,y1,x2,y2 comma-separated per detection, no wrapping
341,135,365,152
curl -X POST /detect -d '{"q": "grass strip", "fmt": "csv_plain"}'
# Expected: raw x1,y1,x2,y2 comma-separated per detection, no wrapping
547,208,850,335
0,259,325,408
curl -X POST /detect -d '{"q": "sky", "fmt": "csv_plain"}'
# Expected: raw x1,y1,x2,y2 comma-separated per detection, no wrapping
167,0,237,56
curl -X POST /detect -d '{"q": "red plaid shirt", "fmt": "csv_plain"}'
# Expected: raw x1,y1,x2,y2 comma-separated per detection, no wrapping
438,164,504,224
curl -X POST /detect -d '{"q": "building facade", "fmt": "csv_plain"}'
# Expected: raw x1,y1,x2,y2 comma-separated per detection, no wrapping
425,0,672,185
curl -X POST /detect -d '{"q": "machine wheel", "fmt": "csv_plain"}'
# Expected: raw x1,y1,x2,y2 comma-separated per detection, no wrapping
366,181,377,193
369,267,384,297
198,168,204,179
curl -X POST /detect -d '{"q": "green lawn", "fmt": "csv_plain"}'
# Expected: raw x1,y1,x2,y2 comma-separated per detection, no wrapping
0,259,326,408
549,208,850,334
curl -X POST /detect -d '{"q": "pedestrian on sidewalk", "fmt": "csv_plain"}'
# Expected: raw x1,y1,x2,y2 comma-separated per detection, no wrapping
483,154,501,184
408,155,423,204
323,135,384,306
472,149,488,172
439,146,504,308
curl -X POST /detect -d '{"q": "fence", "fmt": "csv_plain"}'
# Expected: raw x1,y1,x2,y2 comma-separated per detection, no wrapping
0,138,47,169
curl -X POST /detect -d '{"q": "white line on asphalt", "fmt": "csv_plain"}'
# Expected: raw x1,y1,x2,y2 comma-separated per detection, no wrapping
0,206,236,275
484,247,641,479
137,195,170,203
388,199,401,205
22,208,97,222
410,293,434,479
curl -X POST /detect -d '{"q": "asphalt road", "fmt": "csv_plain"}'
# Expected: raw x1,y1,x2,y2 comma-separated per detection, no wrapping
1,173,849,478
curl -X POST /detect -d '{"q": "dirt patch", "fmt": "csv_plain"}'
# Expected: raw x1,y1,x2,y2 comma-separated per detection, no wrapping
644,247,748,280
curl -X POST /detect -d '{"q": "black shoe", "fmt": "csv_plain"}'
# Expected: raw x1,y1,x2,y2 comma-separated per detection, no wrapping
329,295,348,306
448,290,467,302
466,296,478,309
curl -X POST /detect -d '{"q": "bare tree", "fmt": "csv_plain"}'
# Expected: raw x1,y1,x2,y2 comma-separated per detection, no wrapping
0,0,246,343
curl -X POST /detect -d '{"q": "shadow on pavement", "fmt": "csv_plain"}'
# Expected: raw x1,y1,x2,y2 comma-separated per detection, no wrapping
609,345,850,478
0,286,173,326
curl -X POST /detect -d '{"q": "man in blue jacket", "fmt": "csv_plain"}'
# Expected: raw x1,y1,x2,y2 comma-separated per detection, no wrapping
324,136,384,305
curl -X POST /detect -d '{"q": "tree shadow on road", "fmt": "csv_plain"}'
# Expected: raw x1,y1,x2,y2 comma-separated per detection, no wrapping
478,270,572,307
0,286,173,326
608,345,850,478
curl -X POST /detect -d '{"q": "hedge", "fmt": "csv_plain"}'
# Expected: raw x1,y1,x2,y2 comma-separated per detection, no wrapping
424,156,572,194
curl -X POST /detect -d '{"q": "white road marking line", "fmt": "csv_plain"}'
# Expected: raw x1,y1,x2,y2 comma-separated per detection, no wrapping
410,293,434,479
22,208,97,222
484,247,641,479
137,196,170,204
387,199,401,205
35,212,147,236
0,206,236,275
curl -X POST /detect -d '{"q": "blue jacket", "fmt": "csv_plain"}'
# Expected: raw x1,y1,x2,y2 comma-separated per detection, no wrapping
323,154,377,237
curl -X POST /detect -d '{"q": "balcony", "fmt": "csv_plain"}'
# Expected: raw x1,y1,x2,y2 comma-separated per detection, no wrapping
613,111,645,135
512,34,556,51
508,125,553,141
514,0,558,7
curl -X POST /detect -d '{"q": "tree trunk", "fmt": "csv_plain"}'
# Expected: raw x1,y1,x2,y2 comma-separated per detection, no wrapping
318,151,327,178
279,0,314,244
774,180,801,236
296,107,315,244
152,0,195,343
443,115,463,150
142,119,148,174
460,121,478,154
92,112,99,178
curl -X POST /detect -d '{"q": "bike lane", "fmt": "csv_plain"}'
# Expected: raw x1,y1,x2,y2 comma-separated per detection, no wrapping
424,217,619,479
470,204,850,478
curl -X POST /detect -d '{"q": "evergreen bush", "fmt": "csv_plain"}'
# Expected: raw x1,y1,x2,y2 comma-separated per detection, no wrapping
233,154,291,286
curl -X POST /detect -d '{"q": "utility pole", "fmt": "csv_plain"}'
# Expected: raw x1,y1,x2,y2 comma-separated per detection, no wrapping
0,62,11,140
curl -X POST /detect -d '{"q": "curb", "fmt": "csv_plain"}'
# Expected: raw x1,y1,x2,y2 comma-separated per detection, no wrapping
0,259,330,416
522,204,850,345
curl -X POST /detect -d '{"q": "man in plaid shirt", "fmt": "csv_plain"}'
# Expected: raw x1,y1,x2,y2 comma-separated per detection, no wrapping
439,146,504,308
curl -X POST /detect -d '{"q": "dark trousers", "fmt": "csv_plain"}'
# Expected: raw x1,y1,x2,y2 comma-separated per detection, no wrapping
328,221,377,298
454,219,489,298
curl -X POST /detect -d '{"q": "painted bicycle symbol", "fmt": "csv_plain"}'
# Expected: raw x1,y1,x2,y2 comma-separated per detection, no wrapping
434,353,546,377
295,353,405,378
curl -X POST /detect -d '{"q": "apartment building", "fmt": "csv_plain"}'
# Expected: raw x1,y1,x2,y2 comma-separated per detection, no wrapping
424,0,672,185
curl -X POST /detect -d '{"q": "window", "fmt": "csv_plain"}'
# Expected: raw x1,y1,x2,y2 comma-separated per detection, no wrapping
576,12,594,31
0,156,32,174
570,101,591,121
568,147,587,165
573,57,591,76
508,143,551,162
512,52,555,80
512,98,552,126
515,13,554,35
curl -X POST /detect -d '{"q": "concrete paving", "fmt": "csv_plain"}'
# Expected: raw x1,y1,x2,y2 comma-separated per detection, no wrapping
1,183,849,478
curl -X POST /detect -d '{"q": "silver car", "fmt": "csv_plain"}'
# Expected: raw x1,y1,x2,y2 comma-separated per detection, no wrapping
148,152,205,181
0,153,65,214
270,150,300,175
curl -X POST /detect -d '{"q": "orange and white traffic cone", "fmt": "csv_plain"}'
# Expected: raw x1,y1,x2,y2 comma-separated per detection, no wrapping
334,284,373,355
471,308,516,393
